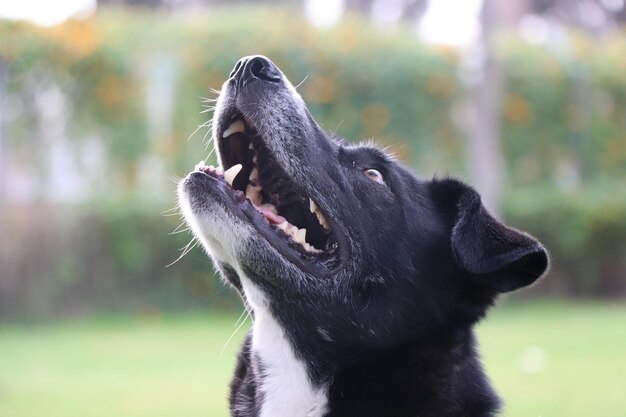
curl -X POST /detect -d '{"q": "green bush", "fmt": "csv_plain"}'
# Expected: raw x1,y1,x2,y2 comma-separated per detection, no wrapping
0,201,239,320
1,8,625,318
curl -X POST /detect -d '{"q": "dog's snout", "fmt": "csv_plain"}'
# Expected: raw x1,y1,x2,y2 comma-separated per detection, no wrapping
229,55,281,90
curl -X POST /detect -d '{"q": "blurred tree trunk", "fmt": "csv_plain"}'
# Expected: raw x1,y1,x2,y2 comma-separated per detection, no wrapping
345,0,374,15
468,0,528,215
0,58,7,202
400,0,429,22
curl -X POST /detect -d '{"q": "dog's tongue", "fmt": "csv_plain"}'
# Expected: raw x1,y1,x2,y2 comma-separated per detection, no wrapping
255,204,287,225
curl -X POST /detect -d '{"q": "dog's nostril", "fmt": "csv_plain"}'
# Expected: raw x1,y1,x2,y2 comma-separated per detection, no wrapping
248,57,281,83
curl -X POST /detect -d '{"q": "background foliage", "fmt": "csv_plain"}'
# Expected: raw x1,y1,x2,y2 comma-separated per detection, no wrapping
1,7,625,319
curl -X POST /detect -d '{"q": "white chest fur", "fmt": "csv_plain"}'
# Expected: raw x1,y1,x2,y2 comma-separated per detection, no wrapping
240,277,328,417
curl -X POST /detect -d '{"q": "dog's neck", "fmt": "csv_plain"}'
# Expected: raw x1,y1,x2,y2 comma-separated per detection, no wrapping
248,310,499,417
324,329,501,416
251,307,329,417
239,274,499,417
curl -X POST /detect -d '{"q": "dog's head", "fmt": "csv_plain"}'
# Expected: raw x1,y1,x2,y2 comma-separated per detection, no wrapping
178,56,548,357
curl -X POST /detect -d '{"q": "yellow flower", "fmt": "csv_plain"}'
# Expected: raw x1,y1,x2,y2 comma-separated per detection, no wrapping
504,94,534,126
49,20,99,59
426,74,455,99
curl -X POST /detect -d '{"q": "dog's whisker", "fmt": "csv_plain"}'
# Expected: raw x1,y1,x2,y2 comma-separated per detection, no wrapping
165,238,199,268
170,223,190,235
161,205,179,214
168,175,183,184
294,74,309,90
232,307,250,330
220,308,251,358
187,121,211,142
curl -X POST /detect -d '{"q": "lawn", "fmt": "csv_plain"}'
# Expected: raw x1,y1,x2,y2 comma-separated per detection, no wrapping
0,301,624,417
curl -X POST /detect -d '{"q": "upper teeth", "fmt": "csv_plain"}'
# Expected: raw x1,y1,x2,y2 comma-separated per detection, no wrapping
309,197,330,231
223,120,245,138
249,167,259,182
246,183,263,205
224,164,243,186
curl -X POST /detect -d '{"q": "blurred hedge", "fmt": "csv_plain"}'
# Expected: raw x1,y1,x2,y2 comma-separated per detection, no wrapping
0,201,236,320
0,8,625,319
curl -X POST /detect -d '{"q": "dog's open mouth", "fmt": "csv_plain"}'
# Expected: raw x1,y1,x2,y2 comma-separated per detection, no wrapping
195,113,339,266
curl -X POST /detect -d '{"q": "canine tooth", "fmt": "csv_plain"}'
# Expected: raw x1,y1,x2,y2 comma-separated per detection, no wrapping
249,167,259,182
223,120,245,138
309,198,317,213
224,164,242,186
315,210,331,231
246,184,263,205
248,142,255,150
294,228,307,245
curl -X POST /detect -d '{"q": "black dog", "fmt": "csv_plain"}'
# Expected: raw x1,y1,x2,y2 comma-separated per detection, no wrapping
178,56,548,417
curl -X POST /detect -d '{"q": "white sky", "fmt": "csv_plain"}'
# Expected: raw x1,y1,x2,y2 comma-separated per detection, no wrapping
0,0,482,46
0,0,96,26
417,0,482,46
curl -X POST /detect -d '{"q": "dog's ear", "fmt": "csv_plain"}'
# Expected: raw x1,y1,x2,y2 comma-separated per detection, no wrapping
437,180,548,292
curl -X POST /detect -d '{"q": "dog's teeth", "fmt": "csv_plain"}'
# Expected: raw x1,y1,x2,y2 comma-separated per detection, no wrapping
315,210,331,231
287,224,299,237
224,164,242,186
294,228,307,245
249,167,259,182
246,183,263,205
248,142,255,150
195,160,206,171
223,120,245,138
276,221,289,232
215,166,223,175
303,242,321,254
307,197,330,230
252,154,258,164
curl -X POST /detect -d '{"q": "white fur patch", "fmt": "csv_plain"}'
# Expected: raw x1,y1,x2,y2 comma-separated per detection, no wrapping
240,276,329,417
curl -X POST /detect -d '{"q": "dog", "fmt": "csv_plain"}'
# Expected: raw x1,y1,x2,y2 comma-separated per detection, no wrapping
178,56,548,417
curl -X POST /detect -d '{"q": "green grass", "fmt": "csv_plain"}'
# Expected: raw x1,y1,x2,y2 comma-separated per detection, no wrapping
0,301,624,417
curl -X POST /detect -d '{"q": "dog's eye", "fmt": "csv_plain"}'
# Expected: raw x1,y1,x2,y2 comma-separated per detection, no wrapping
364,169,384,185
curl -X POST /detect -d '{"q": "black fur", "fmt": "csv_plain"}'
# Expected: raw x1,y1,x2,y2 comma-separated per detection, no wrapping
178,56,549,417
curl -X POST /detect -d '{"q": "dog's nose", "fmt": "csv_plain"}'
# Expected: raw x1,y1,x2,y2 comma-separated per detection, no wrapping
229,56,281,90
